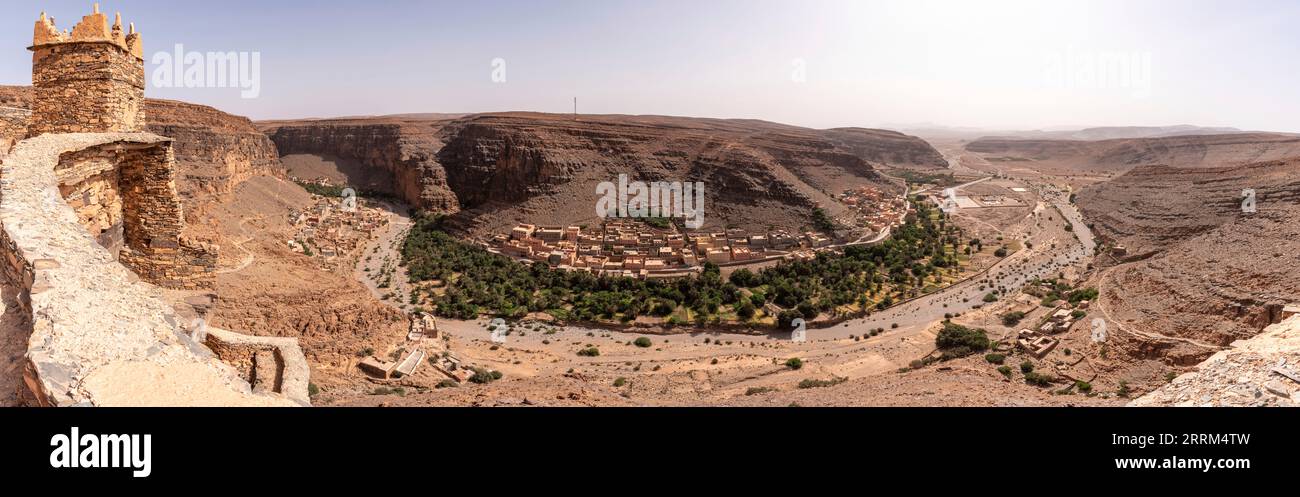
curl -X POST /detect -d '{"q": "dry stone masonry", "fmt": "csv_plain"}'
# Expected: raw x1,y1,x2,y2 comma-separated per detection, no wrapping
0,5,309,406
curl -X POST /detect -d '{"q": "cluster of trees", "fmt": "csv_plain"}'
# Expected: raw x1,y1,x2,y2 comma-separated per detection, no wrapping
401,199,967,326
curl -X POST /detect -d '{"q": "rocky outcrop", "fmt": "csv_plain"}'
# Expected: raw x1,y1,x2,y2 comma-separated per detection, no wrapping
1130,314,1300,407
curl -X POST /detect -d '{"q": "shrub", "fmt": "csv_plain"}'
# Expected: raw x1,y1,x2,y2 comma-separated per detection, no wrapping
798,377,847,389
633,337,653,348
469,368,503,384
1001,311,1026,326
997,365,1013,378
994,247,1008,257
736,301,757,319
935,322,990,358
307,383,320,397
577,347,601,357
1075,380,1092,393
745,386,776,396
435,379,459,389
984,353,1006,365
1020,360,1034,374
785,358,804,370
613,377,627,387
982,292,998,303
1024,372,1053,387
1067,288,1098,304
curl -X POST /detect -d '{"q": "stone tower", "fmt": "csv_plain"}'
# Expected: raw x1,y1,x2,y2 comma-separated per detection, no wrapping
27,4,146,137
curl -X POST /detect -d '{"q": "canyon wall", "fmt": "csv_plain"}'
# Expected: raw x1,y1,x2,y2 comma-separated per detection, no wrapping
262,112,939,236
146,99,285,218
260,118,459,212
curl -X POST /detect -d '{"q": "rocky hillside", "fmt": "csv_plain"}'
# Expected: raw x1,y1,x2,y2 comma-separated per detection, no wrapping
1076,160,1300,257
966,133,1300,174
261,112,942,235
1077,159,1300,367
0,86,283,218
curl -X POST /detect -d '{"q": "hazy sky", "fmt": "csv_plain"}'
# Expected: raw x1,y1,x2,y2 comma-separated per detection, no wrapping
4,0,1298,132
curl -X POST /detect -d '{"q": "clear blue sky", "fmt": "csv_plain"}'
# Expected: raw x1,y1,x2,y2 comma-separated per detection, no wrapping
5,0,1299,132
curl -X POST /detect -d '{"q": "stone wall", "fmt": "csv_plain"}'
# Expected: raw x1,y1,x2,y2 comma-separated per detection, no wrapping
28,7,145,137
28,41,145,136
204,328,312,405
1,109,26,154
54,141,217,289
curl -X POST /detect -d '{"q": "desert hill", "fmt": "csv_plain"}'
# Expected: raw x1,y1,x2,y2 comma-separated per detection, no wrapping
260,112,946,236
1076,160,1300,257
1073,158,1300,370
965,132,1300,175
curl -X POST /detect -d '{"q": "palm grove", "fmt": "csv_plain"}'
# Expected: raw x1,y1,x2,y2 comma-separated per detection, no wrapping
401,198,988,327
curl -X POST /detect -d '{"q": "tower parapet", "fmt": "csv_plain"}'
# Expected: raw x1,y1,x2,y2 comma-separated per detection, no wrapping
27,4,146,137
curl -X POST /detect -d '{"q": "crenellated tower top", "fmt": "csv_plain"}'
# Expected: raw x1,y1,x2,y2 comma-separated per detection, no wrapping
32,3,142,59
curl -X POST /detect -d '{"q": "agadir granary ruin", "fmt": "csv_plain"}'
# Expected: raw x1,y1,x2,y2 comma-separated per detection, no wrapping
0,5,309,407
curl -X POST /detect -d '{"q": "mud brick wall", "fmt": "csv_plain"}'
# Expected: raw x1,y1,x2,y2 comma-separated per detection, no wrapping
28,42,145,136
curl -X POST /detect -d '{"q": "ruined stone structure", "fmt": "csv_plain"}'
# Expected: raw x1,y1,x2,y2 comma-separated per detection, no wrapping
28,6,145,137
20,6,217,291
0,6,308,407
56,139,218,288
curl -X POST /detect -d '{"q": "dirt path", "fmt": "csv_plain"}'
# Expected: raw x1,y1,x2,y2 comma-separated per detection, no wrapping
217,216,259,274
355,201,413,311
1095,266,1222,351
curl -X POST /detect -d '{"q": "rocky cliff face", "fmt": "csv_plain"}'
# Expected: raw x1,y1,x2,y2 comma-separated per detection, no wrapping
261,112,939,236
0,86,283,219
146,99,284,218
260,118,459,212
1130,314,1300,407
